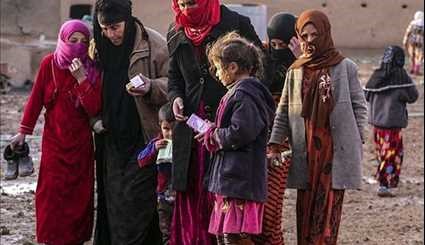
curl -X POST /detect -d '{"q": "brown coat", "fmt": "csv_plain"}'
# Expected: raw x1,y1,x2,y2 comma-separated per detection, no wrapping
129,24,169,141
89,23,169,142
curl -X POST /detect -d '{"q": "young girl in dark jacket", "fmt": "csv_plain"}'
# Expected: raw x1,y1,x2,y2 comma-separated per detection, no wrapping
197,32,275,245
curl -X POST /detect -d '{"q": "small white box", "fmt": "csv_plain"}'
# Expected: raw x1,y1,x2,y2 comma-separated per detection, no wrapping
126,74,145,90
186,114,210,133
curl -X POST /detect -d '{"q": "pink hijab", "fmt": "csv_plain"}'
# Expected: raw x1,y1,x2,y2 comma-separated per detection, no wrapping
54,19,98,83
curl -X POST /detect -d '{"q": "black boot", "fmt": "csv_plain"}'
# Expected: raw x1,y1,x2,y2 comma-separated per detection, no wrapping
3,145,18,180
15,143,34,177
18,155,34,177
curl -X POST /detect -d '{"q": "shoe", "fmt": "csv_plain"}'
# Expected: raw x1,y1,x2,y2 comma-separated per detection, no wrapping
18,155,34,177
14,143,33,177
377,186,395,197
3,145,18,180
14,143,29,158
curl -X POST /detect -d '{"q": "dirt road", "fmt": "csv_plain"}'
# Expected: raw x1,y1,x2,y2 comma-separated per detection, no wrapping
0,49,423,244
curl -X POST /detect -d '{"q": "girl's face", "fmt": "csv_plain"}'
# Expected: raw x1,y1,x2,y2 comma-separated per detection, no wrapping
68,31,88,45
214,61,237,86
299,23,318,57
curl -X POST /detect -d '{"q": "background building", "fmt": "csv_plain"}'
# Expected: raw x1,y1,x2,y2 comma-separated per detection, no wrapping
1,0,424,86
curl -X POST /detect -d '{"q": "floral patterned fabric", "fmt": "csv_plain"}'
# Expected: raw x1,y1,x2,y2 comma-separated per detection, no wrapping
295,68,345,245
373,127,403,188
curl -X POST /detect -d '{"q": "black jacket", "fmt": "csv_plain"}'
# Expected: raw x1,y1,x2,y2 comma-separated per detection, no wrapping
167,5,264,191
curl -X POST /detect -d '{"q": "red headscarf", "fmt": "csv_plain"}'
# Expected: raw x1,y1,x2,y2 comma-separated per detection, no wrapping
171,0,221,46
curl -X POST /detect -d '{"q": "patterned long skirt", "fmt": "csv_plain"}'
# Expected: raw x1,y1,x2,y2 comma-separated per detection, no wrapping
296,120,345,245
254,158,291,245
373,127,403,188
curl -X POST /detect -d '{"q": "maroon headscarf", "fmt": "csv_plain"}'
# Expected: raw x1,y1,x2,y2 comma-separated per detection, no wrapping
54,20,98,83
290,10,344,69
171,0,221,46
290,10,344,128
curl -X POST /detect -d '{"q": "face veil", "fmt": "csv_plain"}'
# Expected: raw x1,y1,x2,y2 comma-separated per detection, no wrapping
290,9,344,69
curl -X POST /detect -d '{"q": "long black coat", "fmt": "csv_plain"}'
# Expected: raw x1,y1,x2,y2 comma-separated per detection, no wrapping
167,5,264,191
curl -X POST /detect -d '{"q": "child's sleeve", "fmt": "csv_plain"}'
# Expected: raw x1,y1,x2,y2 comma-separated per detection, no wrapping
137,138,158,168
215,93,265,150
401,85,419,103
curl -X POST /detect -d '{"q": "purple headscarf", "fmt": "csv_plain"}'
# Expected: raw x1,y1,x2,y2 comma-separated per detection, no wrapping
54,19,98,84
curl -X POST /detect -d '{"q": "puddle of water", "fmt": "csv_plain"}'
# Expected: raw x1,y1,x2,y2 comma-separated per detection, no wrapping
0,182,37,196
363,176,424,185
363,176,378,184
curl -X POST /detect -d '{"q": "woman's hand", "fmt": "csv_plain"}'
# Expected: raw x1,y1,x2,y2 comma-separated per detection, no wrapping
10,133,26,150
127,74,152,97
267,152,283,167
172,97,187,121
288,37,302,58
69,58,87,84
154,139,169,151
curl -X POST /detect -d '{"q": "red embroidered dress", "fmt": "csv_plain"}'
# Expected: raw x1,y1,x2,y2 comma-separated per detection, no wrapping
19,54,101,244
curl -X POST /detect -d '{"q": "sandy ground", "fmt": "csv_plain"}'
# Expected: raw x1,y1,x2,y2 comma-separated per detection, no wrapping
0,49,423,244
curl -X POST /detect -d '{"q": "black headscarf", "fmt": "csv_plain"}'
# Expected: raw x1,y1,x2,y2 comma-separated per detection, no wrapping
93,0,135,70
93,0,144,156
365,45,413,92
266,12,297,94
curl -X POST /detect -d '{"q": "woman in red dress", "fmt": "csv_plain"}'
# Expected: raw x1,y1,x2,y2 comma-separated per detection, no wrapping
10,20,101,245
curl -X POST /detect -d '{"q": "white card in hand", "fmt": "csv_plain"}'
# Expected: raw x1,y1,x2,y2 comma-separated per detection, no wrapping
186,114,210,133
130,74,145,88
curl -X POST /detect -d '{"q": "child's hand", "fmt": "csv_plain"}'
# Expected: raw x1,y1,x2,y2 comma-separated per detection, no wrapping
154,139,168,151
194,120,215,142
194,131,206,142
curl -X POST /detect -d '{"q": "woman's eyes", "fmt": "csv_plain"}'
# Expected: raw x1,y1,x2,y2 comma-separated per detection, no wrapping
69,38,87,44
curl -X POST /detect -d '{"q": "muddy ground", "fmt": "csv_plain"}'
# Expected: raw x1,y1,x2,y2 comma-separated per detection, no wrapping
0,49,423,244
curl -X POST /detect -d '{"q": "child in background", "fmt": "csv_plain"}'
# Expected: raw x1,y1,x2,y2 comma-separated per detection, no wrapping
403,11,424,75
137,103,175,244
199,32,275,244
364,45,419,197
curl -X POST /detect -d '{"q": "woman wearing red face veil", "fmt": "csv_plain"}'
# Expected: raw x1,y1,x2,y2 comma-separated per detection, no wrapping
167,1,264,244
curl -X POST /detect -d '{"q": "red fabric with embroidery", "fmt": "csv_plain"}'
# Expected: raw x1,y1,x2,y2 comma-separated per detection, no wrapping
19,54,101,244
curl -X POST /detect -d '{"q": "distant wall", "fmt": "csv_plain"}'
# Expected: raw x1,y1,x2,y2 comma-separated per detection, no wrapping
0,0,423,86
1,0,423,47
133,0,424,48
0,0,61,38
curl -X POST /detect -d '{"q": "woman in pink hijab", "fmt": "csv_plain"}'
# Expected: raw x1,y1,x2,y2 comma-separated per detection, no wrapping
10,19,101,245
